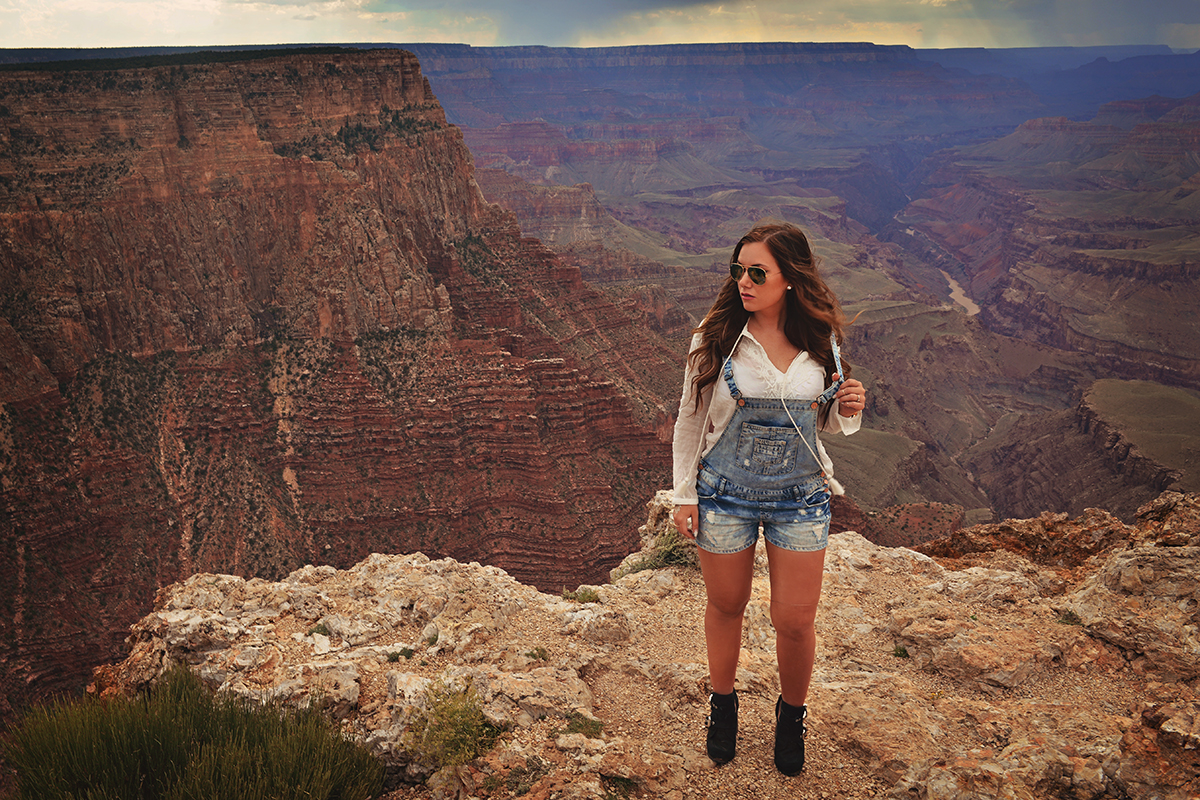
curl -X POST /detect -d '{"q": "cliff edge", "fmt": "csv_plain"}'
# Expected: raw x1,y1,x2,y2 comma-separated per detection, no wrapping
93,490,1200,800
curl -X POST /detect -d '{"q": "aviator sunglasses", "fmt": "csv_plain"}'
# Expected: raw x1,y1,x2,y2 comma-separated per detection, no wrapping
730,261,768,285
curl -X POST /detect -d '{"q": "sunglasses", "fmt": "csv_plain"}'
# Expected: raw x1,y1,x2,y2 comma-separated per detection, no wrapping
730,262,768,285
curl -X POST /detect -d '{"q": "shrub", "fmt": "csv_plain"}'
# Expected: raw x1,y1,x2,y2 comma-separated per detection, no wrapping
562,586,600,603
892,644,910,658
406,680,499,769
615,526,695,578
2,664,384,800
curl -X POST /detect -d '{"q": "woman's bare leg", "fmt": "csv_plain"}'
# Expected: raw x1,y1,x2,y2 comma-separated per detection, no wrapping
697,546,757,694
764,543,826,706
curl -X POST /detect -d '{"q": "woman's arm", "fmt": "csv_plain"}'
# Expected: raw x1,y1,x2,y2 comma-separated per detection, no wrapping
671,337,710,506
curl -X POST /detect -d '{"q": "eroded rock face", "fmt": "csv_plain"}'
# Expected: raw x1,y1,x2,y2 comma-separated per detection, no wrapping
92,491,1200,799
0,50,681,721
899,99,1200,392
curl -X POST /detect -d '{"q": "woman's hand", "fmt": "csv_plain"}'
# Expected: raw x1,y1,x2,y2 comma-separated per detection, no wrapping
832,374,867,417
673,504,699,540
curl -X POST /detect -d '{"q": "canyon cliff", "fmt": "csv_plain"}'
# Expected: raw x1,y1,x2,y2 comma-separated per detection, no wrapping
0,50,682,721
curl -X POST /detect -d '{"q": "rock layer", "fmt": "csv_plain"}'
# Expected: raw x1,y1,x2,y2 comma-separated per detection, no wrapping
0,50,680,720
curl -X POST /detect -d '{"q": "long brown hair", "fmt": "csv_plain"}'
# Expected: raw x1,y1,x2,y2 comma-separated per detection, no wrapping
689,222,849,411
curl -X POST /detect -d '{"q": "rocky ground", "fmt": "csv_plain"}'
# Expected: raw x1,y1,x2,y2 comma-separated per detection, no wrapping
92,491,1200,799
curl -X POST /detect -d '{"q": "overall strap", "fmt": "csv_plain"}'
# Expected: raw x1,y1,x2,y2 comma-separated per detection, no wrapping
814,332,845,406
721,328,748,400
723,354,740,399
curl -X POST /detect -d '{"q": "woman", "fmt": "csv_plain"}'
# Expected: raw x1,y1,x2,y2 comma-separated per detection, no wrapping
671,222,866,776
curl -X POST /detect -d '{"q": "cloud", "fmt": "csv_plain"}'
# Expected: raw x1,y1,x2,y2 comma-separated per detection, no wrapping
2,0,1199,50
355,0,714,46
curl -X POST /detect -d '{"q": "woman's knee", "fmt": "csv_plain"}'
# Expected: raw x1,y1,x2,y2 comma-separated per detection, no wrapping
771,601,818,639
708,592,751,619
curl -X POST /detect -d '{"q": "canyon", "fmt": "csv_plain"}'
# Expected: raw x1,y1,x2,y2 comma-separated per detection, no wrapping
3,41,1200,732
412,41,1200,521
0,49,682,721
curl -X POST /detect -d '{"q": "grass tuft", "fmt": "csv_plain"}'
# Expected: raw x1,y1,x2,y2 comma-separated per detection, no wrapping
2,663,383,800
624,525,696,575
1057,609,1084,626
406,680,500,769
556,710,603,739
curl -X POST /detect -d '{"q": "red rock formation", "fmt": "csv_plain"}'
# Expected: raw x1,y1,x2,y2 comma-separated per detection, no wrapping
962,382,1192,523
895,94,1200,396
0,50,683,720
915,505,1135,574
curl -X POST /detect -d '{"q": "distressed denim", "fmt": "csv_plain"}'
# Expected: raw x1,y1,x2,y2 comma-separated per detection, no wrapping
693,333,841,555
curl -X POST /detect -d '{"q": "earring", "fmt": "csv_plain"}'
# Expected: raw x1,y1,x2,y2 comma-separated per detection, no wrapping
787,285,793,289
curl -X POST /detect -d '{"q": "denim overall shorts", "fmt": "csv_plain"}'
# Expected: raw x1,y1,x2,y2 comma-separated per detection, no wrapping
694,334,844,555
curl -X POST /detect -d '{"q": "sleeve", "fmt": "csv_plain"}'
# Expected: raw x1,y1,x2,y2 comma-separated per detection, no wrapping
671,334,709,505
821,399,862,435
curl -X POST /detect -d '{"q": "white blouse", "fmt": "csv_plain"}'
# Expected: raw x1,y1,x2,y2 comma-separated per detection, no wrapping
671,326,861,504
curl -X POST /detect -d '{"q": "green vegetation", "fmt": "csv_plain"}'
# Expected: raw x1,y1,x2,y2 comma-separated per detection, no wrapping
354,327,435,402
525,646,549,661
556,710,604,739
501,755,550,795
1057,609,1083,626
336,107,442,153
64,350,178,454
615,526,694,577
2,664,384,800
562,586,600,603
892,644,910,658
405,681,500,769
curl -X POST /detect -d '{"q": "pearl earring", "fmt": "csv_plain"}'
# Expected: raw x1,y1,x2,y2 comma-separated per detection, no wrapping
787,285,793,290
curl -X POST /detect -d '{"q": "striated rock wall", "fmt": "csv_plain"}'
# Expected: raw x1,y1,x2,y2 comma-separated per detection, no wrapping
0,49,461,373
963,382,1193,522
895,97,1200,394
0,50,683,720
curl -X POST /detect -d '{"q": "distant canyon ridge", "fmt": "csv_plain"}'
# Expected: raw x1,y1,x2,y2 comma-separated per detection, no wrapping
1,43,1199,720
404,40,1200,521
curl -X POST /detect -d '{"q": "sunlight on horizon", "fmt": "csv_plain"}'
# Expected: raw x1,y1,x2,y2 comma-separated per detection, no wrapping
1,0,1198,50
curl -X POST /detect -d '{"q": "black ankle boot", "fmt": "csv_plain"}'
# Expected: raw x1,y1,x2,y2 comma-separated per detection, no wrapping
706,690,738,764
774,696,807,775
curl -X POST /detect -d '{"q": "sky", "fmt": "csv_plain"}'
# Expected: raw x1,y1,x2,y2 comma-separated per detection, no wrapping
2,0,1200,52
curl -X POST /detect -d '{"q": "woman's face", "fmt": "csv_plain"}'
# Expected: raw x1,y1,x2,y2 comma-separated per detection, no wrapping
734,241,789,318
